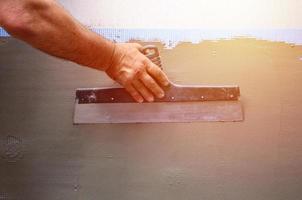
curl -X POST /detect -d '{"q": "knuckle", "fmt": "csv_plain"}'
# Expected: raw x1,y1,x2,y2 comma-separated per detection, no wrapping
152,67,161,76
123,75,134,85
137,64,145,72
134,67,145,78
159,72,167,81
142,58,152,67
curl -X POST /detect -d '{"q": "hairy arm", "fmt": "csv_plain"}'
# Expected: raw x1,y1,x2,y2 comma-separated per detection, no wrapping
0,0,170,102
0,0,114,70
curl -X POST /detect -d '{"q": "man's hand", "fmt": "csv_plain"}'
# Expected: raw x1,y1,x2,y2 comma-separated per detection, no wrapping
0,0,170,102
106,43,170,103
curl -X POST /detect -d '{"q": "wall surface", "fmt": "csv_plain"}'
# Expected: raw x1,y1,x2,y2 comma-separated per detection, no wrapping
1,1,302,199
1,36,302,200
59,0,302,29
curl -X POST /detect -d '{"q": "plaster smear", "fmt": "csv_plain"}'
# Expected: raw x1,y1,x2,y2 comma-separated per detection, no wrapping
2,28,302,49
1,0,302,47
91,28,302,49
56,0,302,47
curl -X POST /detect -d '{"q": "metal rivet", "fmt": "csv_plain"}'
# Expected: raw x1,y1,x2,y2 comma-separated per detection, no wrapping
111,97,114,101
229,94,234,98
171,97,175,100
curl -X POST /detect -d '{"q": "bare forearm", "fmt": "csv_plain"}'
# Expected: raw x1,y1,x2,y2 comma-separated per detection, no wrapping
0,0,170,102
0,0,114,70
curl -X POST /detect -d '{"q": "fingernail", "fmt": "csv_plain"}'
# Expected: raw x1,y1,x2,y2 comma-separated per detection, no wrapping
148,96,154,102
158,93,165,98
137,98,144,103
164,81,170,86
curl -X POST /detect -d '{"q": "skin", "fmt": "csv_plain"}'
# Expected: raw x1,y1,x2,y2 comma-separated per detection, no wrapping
0,0,170,103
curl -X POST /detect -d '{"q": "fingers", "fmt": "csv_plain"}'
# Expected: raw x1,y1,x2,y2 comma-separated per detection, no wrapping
145,60,170,87
106,43,170,103
116,68,160,103
149,56,162,68
124,84,144,103
139,72,165,99
132,79,154,102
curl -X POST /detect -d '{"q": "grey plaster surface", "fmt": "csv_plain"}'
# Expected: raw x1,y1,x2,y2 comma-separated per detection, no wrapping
0,38,302,200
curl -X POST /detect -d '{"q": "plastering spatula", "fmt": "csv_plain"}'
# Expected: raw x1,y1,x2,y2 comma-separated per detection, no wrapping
73,45,243,124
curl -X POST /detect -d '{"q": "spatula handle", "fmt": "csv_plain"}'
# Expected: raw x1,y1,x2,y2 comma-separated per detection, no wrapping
141,45,163,69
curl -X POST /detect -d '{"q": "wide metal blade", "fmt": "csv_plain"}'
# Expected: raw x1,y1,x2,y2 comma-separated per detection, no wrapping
74,100,243,124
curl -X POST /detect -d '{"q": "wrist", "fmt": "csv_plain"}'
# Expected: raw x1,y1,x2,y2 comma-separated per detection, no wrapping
84,32,116,71
96,39,116,71
104,42,117,72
